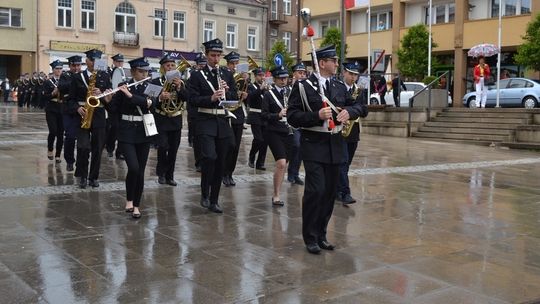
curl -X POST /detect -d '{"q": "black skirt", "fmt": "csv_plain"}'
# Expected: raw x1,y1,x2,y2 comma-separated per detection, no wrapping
264,129,293,161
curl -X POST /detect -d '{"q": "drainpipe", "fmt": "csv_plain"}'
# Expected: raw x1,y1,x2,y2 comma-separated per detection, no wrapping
35,0,39,72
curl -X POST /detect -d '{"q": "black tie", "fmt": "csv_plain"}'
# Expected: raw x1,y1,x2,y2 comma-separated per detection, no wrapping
325,80,331,97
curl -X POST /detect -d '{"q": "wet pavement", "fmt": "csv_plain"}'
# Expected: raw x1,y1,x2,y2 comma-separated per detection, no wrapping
2,104,540,303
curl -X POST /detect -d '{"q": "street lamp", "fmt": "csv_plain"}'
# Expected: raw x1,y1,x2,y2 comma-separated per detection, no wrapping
149,0,167,56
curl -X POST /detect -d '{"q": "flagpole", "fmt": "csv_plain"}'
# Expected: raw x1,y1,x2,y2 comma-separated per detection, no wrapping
428,0,432,76
340,0,345,78
367,0,371,101
496,0,502,108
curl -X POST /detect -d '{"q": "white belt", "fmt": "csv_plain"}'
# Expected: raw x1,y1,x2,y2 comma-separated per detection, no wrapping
302,124,343,134
198,108,227,115
155,109,182,117
121,114,143,121
249,108,262,113
51,98,62,103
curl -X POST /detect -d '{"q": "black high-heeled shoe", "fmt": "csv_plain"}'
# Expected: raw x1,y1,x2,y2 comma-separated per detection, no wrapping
125,208,134,213
271,198,284,206
132,212,141,219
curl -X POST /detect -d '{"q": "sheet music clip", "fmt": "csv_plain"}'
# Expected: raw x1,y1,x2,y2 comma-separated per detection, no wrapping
219,100,239,107
144,83,163,98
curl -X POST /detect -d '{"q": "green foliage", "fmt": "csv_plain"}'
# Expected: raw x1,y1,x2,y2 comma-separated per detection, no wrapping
397,24,438,81
266,40,295,73
320,27,348,60
515,13,540,72
422,75,437,85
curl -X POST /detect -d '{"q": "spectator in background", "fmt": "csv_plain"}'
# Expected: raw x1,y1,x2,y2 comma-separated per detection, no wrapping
1,78,10,103
391,74,407,107
500,69,509,80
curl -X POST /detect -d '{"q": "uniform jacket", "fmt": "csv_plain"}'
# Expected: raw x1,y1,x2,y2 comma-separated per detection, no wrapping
42,77,63,113
187,65,237,138
344,83,369,143
246,82,265,125
58,72,76,115
262,86,290,134
287,74,365,164
109,79,156,144
67,69,112,129
151,76,187,131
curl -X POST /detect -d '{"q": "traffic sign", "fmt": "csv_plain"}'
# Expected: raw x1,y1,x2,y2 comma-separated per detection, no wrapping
274,53,284,66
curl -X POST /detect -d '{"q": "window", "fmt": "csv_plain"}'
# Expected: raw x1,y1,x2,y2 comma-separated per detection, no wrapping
228,7,236,15
226,23,238,48
81,0,95,30
321,19,339,36
206,3,214,12
154,9,166,37
370,12,392,31
491,0,530,17
425,3,454,24
271,0,278,20
283,31,291,52
283,0,292,15
115,2,136,33
249,10,257,18
247,26,258,51
204,20,215,42
0,7,22,27
270,28,278,36
57,0,72,28
173,11,185,39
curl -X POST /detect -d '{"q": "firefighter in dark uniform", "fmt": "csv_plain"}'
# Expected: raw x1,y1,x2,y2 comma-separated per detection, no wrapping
42,60,65,163
188,52,207,172
222,51,246,187
60,55,82,171
287,45,365,254
109,57,155,219
106,53,126,160
187,38,237,213
336,62,368,205
287,63,307,185
68,49,113,189
152,54,187,186
247,67,268,171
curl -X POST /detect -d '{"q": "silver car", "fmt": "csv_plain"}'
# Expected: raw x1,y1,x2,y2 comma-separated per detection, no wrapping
462,78,540,109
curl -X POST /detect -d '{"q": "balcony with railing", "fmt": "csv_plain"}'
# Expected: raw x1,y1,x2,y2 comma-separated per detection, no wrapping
269,12,288,25
113,31,140,47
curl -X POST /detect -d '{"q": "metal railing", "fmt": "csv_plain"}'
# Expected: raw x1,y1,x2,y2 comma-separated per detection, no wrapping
407,71,450,137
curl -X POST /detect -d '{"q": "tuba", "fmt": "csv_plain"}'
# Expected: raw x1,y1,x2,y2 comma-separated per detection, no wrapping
81,71,99,129
161,57,188,114
342,85,361,138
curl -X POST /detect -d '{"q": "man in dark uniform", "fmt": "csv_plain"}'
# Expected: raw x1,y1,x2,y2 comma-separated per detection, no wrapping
152,54,186,186
187,38,237,213
42,60,65,163
68,49,113,188
188,53,207,171
246,67,268,171
287,45,365,254
60,55,82,171
222,51,246,187
106,53,126,159
336,62,369,204
287,63,307,185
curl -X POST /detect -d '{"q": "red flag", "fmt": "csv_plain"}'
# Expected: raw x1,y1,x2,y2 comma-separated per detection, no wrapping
344,0,355,9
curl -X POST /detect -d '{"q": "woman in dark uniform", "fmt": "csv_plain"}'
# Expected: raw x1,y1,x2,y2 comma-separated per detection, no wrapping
110,57,155,219
261,65,294,206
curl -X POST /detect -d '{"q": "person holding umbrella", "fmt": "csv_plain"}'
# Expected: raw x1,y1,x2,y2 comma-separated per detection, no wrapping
473,56,490,108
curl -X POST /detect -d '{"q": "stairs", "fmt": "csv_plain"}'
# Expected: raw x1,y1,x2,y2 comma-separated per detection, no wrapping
411,108,538,145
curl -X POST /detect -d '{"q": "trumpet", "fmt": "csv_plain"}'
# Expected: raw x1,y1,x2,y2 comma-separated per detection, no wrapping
86,76,151,108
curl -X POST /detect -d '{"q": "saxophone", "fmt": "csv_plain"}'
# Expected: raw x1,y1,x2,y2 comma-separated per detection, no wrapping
81,71,99,129
342,85,361,138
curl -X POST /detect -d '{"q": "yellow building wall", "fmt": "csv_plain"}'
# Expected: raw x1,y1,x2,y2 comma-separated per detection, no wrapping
305,0,340,17
463,16,529,49
0,0,37,52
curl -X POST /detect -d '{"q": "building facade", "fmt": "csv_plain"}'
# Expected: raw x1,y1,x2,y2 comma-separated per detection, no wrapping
0,0,38,80
301,0,540,105
268,0,300,58
37,0,200,72
198,0,267,65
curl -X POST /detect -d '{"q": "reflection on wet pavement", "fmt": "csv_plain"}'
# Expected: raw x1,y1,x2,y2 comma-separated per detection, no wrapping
2,105,540,303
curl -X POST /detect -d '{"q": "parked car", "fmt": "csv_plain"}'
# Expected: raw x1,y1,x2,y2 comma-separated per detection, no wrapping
462,78,540,109
369,82,451,107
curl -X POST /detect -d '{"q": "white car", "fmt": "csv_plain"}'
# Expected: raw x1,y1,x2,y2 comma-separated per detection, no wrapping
370,82,451,107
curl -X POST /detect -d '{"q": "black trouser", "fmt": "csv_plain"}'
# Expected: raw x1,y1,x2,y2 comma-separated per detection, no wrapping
63,114,79,165
105,115,121,156
192,120,201,167
338,141,358,195
18,92,25,107
224,124,243,177
119,142,150,207
75,127,106,180
199,134,232,204
249,124,267,167
302,160,340,245
46,110,64,157
393,92,400,107
3,91,9,103
287,129,301,179
156,129,181,180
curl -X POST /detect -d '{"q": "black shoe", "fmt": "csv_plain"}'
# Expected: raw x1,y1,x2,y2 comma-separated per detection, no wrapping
272,198,285,206
293,177,304,185
55,157,62,164
342,193,357,205
248,161,255,168
256,165,266,171
158,176,166,184
132,212,141,219
335,192,344,202
287,176,294,183
318,240,335,250
116,154,125,160
195,165,201,172
107,151,113,158
166,179,177,186
66,163,74,172
306,243,321,254
79,177,87,189
200,197,210,208
208,203,223,214
228,175,236,186
88,179,99,188
222,176,231,187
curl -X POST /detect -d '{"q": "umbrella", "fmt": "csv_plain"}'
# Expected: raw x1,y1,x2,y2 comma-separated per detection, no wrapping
467,43,499,57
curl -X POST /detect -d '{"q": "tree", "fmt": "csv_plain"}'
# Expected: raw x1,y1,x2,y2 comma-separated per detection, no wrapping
515,13,540,72
397,24,438,81
319,27,348,61
266,40,295,72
